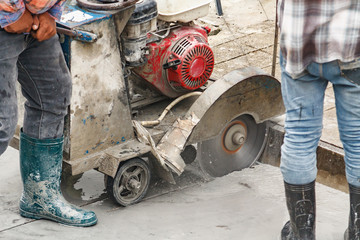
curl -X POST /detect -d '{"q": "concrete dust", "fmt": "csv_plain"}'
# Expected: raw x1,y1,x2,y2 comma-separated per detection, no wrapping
0,144,350,240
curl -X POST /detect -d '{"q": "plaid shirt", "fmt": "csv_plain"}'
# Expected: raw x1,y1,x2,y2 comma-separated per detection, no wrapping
0,0,66,28
277,0,360,78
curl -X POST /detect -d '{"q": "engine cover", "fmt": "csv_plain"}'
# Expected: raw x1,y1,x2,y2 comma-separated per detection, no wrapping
133,26,214,98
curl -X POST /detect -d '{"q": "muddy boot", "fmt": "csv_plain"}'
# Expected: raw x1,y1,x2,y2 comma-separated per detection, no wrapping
19,131,98,227
281,181,316,240
344,184,360,240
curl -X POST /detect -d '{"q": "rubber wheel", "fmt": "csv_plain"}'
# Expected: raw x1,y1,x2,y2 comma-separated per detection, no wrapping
198,115,268,177
106,158,151,206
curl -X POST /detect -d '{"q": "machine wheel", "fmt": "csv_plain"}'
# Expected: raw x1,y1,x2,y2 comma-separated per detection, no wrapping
106,158,151,206
198,115,268,177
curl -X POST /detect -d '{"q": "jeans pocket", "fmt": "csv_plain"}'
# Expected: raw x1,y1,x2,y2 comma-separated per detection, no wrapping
339,58,360,85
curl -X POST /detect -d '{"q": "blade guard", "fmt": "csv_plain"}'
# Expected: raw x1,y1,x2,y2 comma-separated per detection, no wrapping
156,66,284,176
186,66,285,144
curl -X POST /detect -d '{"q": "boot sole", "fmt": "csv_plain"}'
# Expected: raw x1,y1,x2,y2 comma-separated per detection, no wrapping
19,208,97,227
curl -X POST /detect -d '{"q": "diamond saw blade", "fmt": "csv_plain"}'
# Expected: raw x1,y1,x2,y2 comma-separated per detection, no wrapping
198,115,268,177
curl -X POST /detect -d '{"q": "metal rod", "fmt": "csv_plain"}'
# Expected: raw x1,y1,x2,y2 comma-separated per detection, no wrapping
56,27,77,37
271,0,279,77
56,27,98,43
215,0,223,16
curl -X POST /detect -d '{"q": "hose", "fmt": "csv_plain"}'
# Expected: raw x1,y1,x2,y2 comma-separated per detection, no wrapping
140,92,202,127
149,25,171,39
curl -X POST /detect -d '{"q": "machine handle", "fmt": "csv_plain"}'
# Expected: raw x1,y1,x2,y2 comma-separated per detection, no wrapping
163,59,182,70
56,27,98,43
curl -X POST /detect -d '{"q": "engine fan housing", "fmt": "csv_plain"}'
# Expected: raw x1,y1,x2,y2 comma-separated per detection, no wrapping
165,33,214,91
133,26,215,98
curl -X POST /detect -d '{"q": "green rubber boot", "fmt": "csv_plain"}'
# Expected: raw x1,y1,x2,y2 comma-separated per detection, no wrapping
19,131,98,227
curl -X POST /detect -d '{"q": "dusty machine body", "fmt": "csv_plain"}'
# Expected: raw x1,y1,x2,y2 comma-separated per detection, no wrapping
13,0,284,206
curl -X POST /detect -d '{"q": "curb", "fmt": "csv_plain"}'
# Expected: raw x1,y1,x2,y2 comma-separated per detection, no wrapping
259,121,348,193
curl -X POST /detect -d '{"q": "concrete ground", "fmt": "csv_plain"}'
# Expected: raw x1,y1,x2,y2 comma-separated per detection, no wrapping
0,146,349,240
0,0,349,240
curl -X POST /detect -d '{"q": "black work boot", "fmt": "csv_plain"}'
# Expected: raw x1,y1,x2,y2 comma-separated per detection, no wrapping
344,184,360,240
281,181,316,240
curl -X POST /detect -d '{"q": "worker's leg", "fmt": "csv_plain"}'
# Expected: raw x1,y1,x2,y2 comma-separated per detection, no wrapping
0,30,25,155
279,55,327,240
280,60,327,185
329,61,360,239
331,64,360,187
17,34,71,139
17,35,97,227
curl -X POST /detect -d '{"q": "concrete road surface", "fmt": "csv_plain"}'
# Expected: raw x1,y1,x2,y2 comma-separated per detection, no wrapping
0,146,349,240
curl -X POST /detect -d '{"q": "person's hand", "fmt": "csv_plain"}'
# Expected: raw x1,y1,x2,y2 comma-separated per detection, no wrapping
31,12,56,42
4,9,33,34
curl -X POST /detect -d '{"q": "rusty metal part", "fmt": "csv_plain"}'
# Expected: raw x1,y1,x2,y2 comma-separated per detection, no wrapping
198,115,267,177
223,120,247,152
76,0,139,11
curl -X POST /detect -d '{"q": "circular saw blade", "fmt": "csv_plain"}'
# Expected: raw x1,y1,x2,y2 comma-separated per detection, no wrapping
198,115,268,177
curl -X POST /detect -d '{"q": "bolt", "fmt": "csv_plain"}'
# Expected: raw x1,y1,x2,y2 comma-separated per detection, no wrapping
129,179,141,190
232,132,245,145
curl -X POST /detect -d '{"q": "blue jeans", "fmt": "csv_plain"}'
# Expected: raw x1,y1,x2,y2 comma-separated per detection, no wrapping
0,30,72,155
280,54,360,187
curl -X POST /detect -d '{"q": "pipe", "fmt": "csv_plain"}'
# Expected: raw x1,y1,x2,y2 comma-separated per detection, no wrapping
215,0,223,16
141,92,202,127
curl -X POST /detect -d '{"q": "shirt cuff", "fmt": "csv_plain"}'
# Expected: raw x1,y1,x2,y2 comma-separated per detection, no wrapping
0,7,25,28
47,1,65,21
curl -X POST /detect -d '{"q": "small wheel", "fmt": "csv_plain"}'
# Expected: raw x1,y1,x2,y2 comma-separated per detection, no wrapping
106,158,151,206
198,115,267,177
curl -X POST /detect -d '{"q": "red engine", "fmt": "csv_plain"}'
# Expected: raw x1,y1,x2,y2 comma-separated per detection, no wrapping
133,26,215,98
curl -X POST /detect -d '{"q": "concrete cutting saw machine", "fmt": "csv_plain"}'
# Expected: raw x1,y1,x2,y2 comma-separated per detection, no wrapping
13,0,284,206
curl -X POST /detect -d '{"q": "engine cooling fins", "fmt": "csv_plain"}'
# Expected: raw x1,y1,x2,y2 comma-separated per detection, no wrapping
167,34,215,91
181,44,214,89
